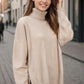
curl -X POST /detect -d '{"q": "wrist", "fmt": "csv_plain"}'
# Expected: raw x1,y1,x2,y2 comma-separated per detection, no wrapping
57,4,62,9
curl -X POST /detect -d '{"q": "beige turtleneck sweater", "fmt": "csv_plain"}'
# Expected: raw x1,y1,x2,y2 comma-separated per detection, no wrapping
13,8,74,84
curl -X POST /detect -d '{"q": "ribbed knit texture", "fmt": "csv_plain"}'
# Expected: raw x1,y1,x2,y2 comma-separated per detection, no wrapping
13,7,74,84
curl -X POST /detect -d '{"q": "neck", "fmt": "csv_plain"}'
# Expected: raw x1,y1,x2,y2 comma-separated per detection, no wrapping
30,8,47,20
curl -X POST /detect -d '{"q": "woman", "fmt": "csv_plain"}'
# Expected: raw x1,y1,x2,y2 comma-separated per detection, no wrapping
0,18,4,41
12,0,74,84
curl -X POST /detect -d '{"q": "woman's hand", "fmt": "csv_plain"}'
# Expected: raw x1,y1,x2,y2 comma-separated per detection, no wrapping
57,0,63,8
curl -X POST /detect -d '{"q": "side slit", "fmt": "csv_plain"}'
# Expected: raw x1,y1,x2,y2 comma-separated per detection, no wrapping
28,73,32,84
30,80,32,84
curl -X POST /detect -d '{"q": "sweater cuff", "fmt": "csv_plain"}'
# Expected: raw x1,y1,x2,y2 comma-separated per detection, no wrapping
57,7,65,13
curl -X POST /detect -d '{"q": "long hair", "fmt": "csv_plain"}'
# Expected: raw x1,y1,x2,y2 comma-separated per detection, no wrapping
24,0,59,38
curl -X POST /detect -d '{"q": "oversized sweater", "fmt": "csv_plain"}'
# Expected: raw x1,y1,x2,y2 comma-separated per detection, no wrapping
13,8,74,84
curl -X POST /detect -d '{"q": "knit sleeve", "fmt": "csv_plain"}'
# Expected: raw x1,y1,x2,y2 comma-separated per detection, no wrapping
57,8,74,47
12,18,28,84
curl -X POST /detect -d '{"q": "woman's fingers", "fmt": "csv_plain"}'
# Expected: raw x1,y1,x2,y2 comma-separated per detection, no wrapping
58,0,63,3
57,0,63,8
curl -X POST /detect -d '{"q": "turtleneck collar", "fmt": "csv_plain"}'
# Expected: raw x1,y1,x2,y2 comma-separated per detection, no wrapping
30,8,47,20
